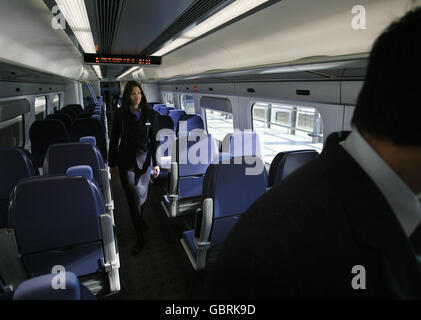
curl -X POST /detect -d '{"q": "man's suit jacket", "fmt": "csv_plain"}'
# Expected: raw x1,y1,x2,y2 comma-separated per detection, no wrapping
203,132,421,299
108,106,158,169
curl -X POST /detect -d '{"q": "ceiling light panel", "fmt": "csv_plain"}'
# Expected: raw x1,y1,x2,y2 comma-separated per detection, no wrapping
55,0,96,53
117,66,141,79
152,0,269,56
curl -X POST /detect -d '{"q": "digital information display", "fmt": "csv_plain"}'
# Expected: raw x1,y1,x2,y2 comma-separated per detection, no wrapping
84,54,161,66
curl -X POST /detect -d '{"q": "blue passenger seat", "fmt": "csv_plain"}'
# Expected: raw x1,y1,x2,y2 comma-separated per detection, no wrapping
168,110,187,131
13,272,96,300
43,142,104,187
181,157,267,270
43,139,114,222
62,106,82,116
29,119,70,168
268,150,319,188
158,106,171,116
155,115,175,176
0,148,39,228
8,175,120,295
59,108,78,122
46,113,73,131
176,114,205,137
64,104,83,114
161,133,218,218
70,118,108,162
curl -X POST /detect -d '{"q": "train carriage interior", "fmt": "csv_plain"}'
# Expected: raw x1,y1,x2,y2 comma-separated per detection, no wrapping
0,0,420,301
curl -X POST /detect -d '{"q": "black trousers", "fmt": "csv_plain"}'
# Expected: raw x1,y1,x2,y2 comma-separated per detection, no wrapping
118,165,150,242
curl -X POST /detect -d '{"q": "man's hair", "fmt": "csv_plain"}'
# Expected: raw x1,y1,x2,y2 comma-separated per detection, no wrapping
352,7,421,145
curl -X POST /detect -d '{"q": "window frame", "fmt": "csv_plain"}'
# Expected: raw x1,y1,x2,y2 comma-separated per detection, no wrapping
180,94,195,114
204,108,234,141
52,93,61,111
251,101,324,164
0,114,25,148
34,96,47,120
163,92,174,106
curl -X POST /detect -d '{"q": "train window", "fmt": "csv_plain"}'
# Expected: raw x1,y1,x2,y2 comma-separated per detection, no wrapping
0,115,25,147
52,94,60,111
163,92,174,106
35,96,47,121
180,94,195,114
252,102,323,164
204,109,233,141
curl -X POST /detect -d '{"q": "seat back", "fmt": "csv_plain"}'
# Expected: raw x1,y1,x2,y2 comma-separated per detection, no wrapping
168,110,186,131
46,113,73,131
9,175,105,277
148,102,161,109
176,133,219,177
156,115,175,157
78,112,94,119
43,142,104,186
158,106,170,116
153,104,166,112
222,131,262,158
29,120,70,167
273,150,319,186
63,106,81,116
172,133,218,199
59,109,78,122
176,114,204,137
70,118,107,161
65,104,83,113
0,148,38,227
203,157,267,246
13,272,82,300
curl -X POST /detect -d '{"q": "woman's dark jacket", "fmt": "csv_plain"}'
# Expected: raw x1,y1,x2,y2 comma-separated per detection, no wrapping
108,107,158,170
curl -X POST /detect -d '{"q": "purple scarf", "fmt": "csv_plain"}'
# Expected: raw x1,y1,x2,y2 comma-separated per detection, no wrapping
130,108,141,121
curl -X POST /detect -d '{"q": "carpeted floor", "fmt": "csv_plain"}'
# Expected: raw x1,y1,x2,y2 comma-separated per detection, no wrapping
102,169,203,299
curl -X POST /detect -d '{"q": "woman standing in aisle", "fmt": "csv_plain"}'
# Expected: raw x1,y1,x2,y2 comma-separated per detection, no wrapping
109,80,160,255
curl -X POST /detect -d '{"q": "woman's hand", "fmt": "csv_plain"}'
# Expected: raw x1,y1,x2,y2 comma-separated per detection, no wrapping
153,166,160,178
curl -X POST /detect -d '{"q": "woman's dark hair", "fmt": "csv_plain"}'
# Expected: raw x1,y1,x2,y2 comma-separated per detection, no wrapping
121,80,149,114
352,7,421,145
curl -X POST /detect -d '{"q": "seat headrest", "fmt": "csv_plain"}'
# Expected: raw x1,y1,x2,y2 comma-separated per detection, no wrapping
66,165,93,181
169,109,186,115
158,106,170,116
222,131,262,157
79,136,97,146
29,119,69,137
177,114,204,135
156,115,174,131
274,150,319,186
13,272,81,300
0,148,38,199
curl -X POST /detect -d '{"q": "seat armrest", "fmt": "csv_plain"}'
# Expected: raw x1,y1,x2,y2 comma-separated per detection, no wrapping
0,229,28,292
169,162,178,196
194,208,202,239
101,168,115,225
99,214,120,293
195,198,213,245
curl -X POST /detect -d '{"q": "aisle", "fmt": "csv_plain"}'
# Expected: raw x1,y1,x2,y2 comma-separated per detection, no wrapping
104,169,203,299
